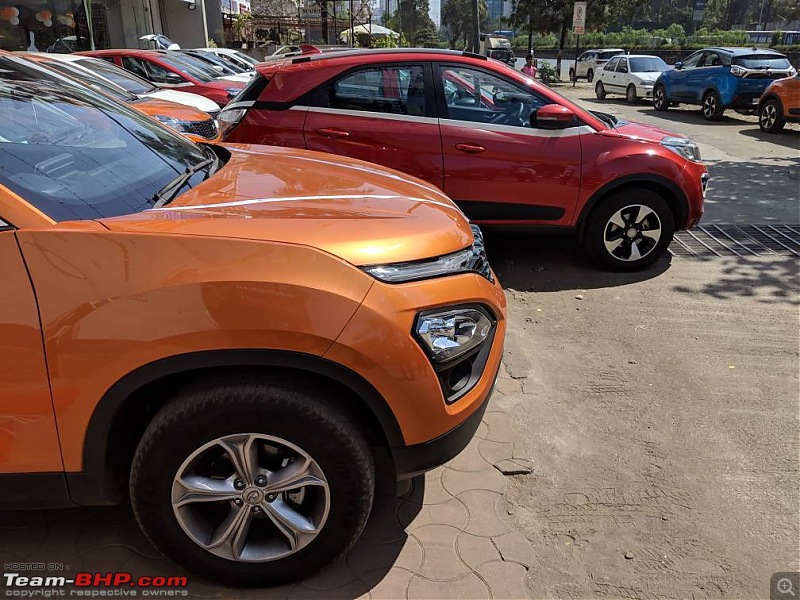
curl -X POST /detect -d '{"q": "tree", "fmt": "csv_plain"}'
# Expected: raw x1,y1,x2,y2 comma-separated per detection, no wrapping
441,0,487,49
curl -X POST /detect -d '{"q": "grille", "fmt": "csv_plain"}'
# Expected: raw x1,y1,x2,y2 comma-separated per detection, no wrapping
469,224,494,282
188,119,219,140
670,224,800,258
207,109,220,120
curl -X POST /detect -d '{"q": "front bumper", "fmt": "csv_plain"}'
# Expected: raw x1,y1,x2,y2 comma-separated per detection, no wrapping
638,84,655,98
392,363,498,478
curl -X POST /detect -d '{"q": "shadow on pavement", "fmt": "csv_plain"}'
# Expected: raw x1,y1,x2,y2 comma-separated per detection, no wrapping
739,127,800,152
633,107,753,127
483,229,671,293
0,479,425,598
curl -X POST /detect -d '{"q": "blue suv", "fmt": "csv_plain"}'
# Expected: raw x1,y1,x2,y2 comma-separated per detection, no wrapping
653,47,795,120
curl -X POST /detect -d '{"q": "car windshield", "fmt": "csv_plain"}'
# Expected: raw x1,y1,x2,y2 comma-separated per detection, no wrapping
0,80,215,222
76,58,157,95
183,51,241,75
40,60,138,102
629,57,668,72
732,54,791,69
159,54,216,82
232,51,259,66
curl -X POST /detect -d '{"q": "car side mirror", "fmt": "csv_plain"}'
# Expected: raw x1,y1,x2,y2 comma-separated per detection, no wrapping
535,104,575,130
674,61,682,70
164,72,184,84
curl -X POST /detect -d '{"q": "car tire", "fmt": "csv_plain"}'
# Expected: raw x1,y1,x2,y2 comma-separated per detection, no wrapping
653,84,669,111
584,188,675,272
626,84,637,103
701,90,724,121
758,98,785,133
587,69,594,83
595,81,606,99
569,68,576,81
130,376,375,587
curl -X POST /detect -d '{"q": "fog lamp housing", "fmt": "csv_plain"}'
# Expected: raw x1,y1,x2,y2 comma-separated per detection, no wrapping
414,306,493,364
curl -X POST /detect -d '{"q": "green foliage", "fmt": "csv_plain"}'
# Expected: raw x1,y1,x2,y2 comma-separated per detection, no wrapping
521,25,756,50
536,61,559,83
772,30,783,47
441,0,487,49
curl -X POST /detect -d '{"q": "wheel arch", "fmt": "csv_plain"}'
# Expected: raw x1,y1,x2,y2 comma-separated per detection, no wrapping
576,174,689,240
68,349,404,506
758,93,783,112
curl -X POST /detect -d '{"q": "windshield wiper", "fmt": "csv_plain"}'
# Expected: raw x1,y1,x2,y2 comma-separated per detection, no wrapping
151,157,216,209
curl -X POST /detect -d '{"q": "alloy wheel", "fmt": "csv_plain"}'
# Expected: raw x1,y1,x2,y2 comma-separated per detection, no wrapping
760,104,777,129
654,87,666,109
703,94,717,118
603,204,662,262
171,433,330,563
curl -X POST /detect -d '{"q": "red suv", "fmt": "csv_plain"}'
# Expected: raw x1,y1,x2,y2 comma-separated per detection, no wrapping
221,49,709,270
80,49,245,107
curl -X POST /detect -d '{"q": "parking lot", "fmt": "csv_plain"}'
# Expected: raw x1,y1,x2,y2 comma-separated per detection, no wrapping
1,76,798,599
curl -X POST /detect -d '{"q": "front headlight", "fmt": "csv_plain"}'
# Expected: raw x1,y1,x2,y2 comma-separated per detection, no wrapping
154,115,191,133
362,248,474,283
415,307,493,364
218,107,247,135
661,136,702,162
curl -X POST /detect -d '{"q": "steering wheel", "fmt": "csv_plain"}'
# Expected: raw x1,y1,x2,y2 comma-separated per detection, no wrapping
489,100,525,126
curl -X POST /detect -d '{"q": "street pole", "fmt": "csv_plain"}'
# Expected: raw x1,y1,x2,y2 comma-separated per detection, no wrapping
471,0,479,52
200,0,209,47
573,34,578,87
349,0,354,46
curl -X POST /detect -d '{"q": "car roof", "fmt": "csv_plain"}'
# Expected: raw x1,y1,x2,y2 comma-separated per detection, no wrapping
586,48,625,52
703,47,785,55
614,54,663,59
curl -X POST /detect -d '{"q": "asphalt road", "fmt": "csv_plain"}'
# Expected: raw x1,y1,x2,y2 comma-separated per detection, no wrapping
486,82,799,598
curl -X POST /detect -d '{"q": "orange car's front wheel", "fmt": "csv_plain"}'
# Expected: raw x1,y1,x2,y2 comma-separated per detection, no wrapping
130,376,375,587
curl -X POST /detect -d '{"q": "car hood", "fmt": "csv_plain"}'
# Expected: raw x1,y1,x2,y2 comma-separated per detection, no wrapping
100,144,473,266
144,89,219,113
631,71,661,83
216,73,253,83
130,97,212,122
609,120,685,144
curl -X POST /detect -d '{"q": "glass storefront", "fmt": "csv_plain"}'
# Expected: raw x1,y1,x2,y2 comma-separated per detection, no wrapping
0,0,154,52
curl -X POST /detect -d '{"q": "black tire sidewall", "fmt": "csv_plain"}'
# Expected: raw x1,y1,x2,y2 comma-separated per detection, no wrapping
627,84,637,103
587,69,594,82
702,90,722,120
585,189,675,272
595,81,605,99
759,99,785,132
130,384,374,587
654,85,668,110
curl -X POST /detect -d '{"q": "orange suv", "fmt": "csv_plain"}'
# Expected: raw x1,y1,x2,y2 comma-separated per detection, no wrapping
758,72,800,132
0,79,505,586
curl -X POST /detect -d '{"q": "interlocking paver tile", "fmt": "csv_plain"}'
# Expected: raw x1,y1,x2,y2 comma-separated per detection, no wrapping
360,567,415,600
413,524,471,581
297,557,359,590
476,560,531,599
406,572,490,599
441,465,507,497
475,420,489,440
411,466,453,505
291,580,371,599
359,497,407,544
454,532,499,570
478,438,516,465
446,436,487,472
490,530,533,567
483,410,522,444
347,534,424,573
494,376,523,396
457,490,511,538
398,496,469,532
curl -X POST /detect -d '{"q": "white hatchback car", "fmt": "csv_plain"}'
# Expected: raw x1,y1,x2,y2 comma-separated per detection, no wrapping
594,54,670,103
569,48,624,82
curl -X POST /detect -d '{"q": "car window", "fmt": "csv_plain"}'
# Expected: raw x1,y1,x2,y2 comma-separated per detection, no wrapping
0,81,211,222
322,65,427,116
439,65,551,128
680,52,704,70
604,57,620,71
629,57,667,72
732,54,791,70
578,52,591,61
616,58,628,73
76,58,157,95
599,51,622,60
702,52,722,67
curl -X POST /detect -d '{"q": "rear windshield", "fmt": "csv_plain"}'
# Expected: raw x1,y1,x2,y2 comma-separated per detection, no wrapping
77,58,157,95
598,51,623,60
160,55,215,82
732,54,791,69
629,57,668,72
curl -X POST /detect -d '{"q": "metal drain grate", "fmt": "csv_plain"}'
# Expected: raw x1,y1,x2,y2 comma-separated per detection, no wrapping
670,224,800,258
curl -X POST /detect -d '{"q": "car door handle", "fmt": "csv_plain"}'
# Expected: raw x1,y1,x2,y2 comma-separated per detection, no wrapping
455,143,486,154
317,128,350,139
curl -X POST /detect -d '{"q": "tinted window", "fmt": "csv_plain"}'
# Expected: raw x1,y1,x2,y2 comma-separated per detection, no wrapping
578,52,592,61
604,57,620,71
702,52,723,67
732,54,791,69
598,51,622,60
440,66,550,128
616,58,628,73
162,53,220,81
629,57,667,72
681,52,703,69
77,58,157,95
0,82,212,222
324,65,427,116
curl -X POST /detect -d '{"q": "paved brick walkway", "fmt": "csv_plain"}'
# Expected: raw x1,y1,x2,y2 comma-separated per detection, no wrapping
0,367,531,599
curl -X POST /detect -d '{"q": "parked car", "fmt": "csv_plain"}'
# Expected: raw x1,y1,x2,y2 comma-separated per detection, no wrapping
12,53,221,143
38,53,221,117
0,77,505,586
166,49,253,83
569,48,625,82
221,49,708,271
79,49,246,106
181,49,252,75
595,54,669,103
195,47,260,71
758,72,800,132
653,47,795,120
